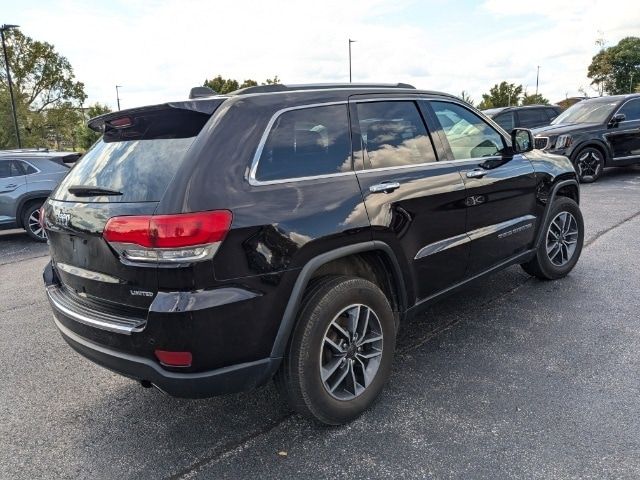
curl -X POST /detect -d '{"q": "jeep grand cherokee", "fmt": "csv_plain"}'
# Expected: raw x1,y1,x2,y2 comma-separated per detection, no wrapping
42,83,583,425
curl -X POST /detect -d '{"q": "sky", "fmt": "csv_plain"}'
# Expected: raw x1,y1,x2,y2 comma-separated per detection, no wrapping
2,0,639,110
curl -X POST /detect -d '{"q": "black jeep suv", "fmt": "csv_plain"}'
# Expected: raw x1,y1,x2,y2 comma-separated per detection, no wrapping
42,83,583,425
533,94,640,183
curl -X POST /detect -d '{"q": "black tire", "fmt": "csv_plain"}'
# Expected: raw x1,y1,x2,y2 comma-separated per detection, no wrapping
572,146,604,183
521,197,584,280
275,275,396,425
22,202,47,242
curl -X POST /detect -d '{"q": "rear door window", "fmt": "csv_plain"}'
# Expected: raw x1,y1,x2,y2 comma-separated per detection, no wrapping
355,101,437,169
53,108,213,202
254,104,352,182
517,108,548,128
0,161,24,178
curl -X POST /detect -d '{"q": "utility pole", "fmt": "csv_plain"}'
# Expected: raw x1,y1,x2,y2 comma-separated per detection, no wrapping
631,72,635,93
348,39,356,83
535,65,540,96
1,24,22,148
116,85,122,111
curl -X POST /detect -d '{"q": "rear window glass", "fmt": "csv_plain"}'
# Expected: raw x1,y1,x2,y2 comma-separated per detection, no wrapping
255,105,351,181
53,109,211,202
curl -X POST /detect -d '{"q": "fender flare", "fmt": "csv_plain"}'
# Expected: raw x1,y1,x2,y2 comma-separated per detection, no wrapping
533,179,580,249
15,191,50,228
269,241,407,359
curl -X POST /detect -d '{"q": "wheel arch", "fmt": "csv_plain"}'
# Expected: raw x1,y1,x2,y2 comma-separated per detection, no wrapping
269,241,408,360
571,140,611,165
16,192,50,228
534,179,580,249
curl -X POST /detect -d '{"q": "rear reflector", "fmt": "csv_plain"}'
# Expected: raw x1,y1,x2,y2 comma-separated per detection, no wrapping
103,210,232,263
155,350,192,367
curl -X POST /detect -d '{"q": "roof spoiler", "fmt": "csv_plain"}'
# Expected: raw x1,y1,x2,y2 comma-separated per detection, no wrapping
189,86,217,99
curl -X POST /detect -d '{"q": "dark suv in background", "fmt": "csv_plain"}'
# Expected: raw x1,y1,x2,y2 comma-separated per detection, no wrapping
42,83,583,425
0,149,80,241
483,105,562,132
533,94,640,183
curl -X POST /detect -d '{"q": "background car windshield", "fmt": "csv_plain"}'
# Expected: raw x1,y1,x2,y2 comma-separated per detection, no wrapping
552,101,618,125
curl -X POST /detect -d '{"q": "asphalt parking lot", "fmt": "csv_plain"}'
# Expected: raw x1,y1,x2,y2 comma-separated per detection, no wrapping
1,166,640,480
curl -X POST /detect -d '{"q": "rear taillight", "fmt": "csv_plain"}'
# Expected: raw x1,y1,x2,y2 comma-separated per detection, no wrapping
103,210,232,263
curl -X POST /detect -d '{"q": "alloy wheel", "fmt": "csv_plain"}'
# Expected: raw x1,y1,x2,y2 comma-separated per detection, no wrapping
546,211,579,266
319,304,383,401
576,150,601,180
28,209,47,240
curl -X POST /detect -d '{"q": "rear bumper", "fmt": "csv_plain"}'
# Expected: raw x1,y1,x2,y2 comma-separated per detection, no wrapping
52,314,278,398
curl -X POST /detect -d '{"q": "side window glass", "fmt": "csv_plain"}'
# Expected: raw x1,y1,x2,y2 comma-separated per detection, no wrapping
618,99,640,121
431,101,505,159
355,101,437,169
518,109,547,127
0,162,11,178
493,112,514,131
255,104,351,181
20,161,38,175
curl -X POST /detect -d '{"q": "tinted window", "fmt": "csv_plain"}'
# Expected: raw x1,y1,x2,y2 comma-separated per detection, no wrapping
53,108,212,202
18,161,38,175
255,105,351,181
356,101,436,169
552,100,617,124
518,108,548,128
431,101,504,159
618,99,640,121
545,107,560,121
0,161,23,178
493,112,514,131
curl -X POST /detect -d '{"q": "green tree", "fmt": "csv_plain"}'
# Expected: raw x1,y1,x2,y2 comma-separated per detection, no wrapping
0,29,86,148
74,103,112,150
588,36,640,95
204,75,280,93
521,92,549,105
459,90,474,106
477,82,523,109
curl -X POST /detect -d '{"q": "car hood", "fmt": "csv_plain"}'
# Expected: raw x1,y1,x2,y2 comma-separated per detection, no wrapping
532,122,599,136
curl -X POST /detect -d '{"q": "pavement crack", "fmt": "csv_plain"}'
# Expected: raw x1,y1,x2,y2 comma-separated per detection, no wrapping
167,414,292,480
584,209,640,248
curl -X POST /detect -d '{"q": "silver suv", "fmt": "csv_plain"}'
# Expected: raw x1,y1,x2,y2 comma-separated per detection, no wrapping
0,149,80,241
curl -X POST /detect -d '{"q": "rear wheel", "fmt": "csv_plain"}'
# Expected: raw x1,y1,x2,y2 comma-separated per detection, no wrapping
275,276,396,425
521,197,583,280
22,202,47,242
573,146,604,183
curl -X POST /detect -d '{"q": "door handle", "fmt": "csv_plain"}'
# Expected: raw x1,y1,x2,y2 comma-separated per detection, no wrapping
466,169,488,179
369,181,401,194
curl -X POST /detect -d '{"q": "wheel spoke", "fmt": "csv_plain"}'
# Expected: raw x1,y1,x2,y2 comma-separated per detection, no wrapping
358,334,383,346
356,348,382,360
330,321,350,342
322,357,345,381
346,305,361,336
324,337,345,354
328,364,350,393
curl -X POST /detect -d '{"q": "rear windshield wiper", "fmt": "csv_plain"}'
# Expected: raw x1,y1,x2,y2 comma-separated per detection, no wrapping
68,185,123,197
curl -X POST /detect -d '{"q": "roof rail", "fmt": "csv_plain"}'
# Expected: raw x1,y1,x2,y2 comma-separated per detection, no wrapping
230,82,416,96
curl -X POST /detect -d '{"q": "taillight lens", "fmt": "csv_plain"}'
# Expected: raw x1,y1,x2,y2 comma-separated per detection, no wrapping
103,210,232,263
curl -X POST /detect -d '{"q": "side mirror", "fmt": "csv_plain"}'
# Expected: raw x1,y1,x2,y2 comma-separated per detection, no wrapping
511,128,534,153
609,113,625,127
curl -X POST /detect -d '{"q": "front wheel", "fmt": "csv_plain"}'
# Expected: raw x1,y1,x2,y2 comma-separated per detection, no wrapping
521,197,584,280
275,276,396,425
573,147,604,183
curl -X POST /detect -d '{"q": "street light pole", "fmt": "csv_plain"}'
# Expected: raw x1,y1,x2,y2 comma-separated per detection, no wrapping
348,39,356,83
535,65,540,96
115,85,122,111
1,24,22,148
